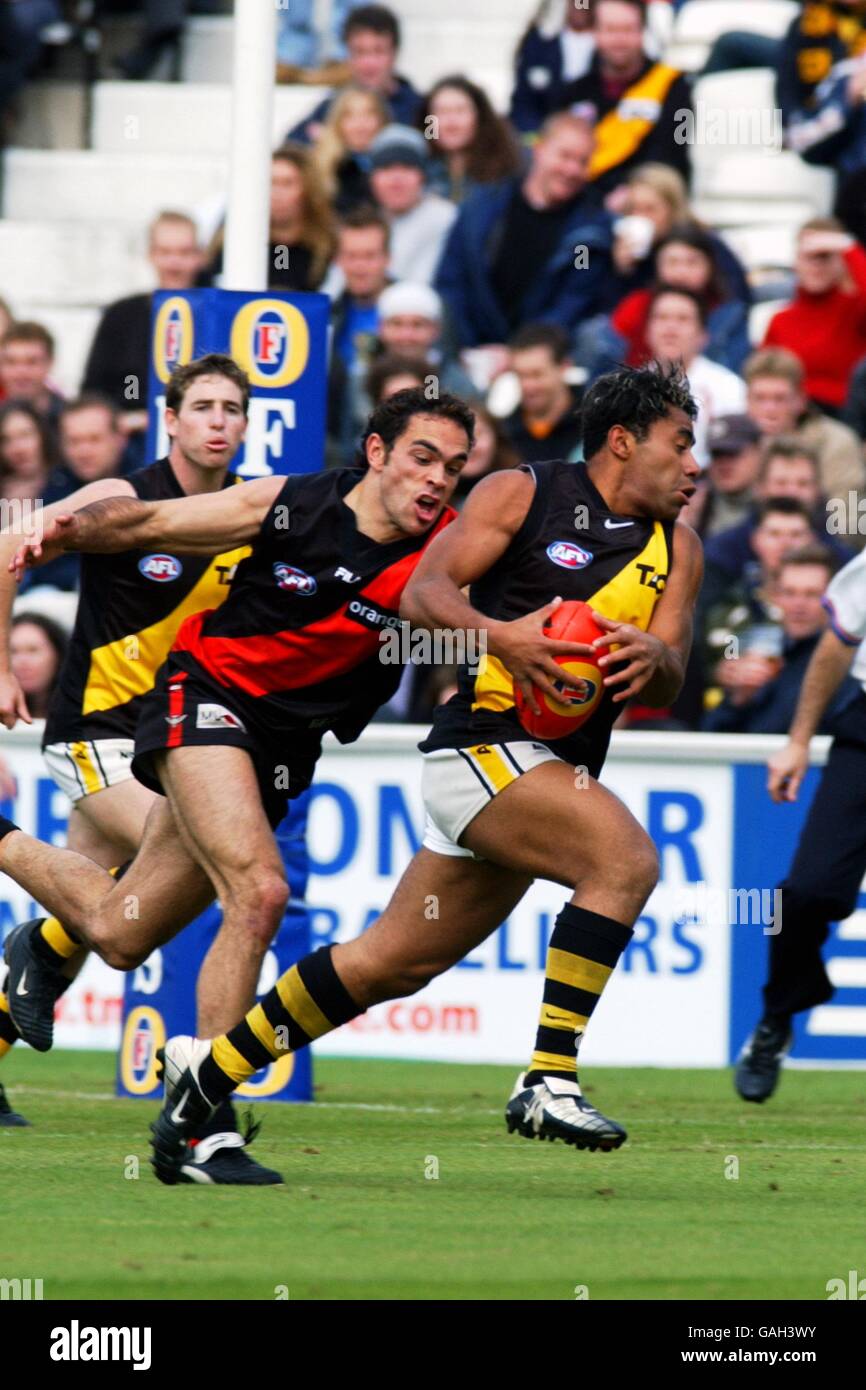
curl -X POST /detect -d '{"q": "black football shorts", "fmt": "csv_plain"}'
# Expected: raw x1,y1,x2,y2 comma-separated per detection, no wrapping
133,657,321,829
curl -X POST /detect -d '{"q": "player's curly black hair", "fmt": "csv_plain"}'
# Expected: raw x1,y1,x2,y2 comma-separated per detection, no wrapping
359,387,476,463
580,360,697,463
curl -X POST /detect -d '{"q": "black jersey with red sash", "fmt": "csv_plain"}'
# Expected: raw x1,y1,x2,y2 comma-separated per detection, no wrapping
168,467,455,744
43,459,249,747
420,460,675,776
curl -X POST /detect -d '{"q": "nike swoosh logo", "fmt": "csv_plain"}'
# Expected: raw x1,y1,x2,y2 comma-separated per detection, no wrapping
604,519,634,529
165,715,187,726
16,969,28,997
170,1090,191,1124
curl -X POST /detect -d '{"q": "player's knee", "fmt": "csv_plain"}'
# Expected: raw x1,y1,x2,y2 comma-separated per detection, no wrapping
89,926,146,973
595,830,658,910
633,834,661,889
631,835,660,900
227,871,289,946
380,956,442,999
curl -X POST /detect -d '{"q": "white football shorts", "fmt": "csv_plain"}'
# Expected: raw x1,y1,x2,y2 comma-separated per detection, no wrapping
421,740,563,858
43,738,136,804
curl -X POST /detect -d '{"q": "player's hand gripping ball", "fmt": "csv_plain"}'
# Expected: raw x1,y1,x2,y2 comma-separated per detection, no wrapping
514,600,607,739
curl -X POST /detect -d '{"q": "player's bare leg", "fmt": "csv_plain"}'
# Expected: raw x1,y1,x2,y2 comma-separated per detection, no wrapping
458,760,656,1149
151,849,531,1180
151,759,656,1177
152,745,290,1038
57,783,158,973
334,850,533,1004
0,780,159,1112
0,798,215,962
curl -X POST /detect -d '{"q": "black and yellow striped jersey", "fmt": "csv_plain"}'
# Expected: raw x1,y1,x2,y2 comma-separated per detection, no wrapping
420,460,676,775
43,458,250,746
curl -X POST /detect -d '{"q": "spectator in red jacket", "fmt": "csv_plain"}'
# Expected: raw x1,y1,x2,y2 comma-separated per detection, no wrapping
763,218,866,416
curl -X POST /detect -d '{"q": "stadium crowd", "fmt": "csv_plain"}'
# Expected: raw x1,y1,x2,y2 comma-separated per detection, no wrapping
2,0,866,735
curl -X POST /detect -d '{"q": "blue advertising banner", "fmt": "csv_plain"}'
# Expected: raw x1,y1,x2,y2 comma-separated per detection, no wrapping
116,283,331,1102
146,287,330,477
4,728,864,1074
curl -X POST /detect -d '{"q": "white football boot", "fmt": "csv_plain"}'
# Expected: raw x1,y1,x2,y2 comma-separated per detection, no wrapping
506,1072,627,1151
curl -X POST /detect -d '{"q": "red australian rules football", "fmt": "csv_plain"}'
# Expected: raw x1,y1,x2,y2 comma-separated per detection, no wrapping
514,600,607,739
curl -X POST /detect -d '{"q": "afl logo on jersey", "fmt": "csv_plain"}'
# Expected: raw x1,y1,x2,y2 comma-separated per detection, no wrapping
547,541,593,570
273,562,317,595
231,299,311,389
152,296,194,384
139,554,183,582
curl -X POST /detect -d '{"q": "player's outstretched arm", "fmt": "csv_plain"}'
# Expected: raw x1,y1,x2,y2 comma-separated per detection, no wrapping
768,629,857,803
0,476,136,729
402,468,598,710
9,475,284,574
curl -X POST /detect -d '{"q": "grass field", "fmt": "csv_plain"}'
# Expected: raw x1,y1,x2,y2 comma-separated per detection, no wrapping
1,1050,864,1301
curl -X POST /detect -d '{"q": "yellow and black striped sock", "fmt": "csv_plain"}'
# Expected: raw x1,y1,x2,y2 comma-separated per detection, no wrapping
199,945,364,1099
525,903,633,1087
37,916,82,967
32,862,128,970
0,992,19,1058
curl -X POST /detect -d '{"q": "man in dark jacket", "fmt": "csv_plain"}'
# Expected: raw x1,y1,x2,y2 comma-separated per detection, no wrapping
82,212,203,458
504,323,584,464
434,113,612,352
287,4,421,144
509,0,597,136
554,0,692,195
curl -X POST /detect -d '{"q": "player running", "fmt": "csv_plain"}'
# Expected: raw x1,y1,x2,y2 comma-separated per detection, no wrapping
142,361,704,1182
0,355,255,1160
0,388,475,1179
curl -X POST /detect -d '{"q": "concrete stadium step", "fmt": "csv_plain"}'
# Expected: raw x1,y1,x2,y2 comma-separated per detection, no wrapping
1,149,228,224
667,0,798,73
397,19,530,91
693,151,835,224
180,14,527,90
341,0,537,17
9,82,87,151
719,222,797,274
91,82,331,156
0,220,150,308
688,69,784,172
90,70,516,155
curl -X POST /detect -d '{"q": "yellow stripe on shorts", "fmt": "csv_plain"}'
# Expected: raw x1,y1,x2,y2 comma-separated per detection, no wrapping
70,742,104,796
466,743,521,795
